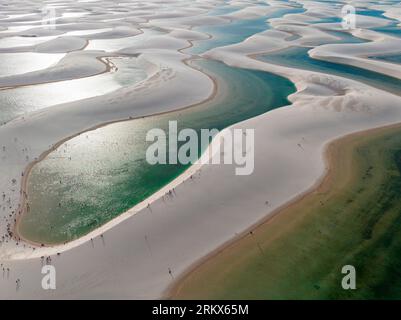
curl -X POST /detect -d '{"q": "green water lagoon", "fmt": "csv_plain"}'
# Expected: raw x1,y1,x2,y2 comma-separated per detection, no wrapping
19,59,295,244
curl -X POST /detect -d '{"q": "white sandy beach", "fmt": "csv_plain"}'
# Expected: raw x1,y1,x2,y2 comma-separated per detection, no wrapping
1,0,401,299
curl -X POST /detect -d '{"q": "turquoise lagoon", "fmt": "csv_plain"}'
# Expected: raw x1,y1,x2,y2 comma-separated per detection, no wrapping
19,59,295,243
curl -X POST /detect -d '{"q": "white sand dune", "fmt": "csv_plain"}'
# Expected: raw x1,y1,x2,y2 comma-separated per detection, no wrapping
225,4,291,20
118,35,190,53
168,28,210,41
310,39,401,80
78,27,142,40
371,4,401,23
35,36,87,53
0,51,113,87
0,36,58,51
1,0,401,299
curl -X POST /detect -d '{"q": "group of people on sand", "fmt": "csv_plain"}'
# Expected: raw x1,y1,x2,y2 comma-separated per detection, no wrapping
1,264,10,279
1,263,22,291
0,141,52,295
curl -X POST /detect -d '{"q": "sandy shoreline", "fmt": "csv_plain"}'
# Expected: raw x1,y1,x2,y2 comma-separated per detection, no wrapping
2,0,401,299
14,54,219,250
13,26,218,248
166,121,401,298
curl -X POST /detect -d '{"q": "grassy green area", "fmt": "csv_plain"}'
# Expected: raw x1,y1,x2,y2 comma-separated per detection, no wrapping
172,124,401,300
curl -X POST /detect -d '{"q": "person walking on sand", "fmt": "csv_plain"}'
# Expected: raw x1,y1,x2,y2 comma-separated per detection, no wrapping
168,268,174,280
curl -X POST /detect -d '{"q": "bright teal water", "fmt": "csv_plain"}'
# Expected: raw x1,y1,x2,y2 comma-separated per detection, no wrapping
372,55,401,64
358,9,386,18
189,7,305,54
258,46,401,95
365,7,401,37
373,26,401,37
188,17,270,54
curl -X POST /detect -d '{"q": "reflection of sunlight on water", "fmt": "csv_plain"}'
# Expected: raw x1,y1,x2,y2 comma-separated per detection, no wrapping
112,56,147,86
0,52,65,76
0,36,57,48
47,119,149,173
0,56,147,124
23,119,151,243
